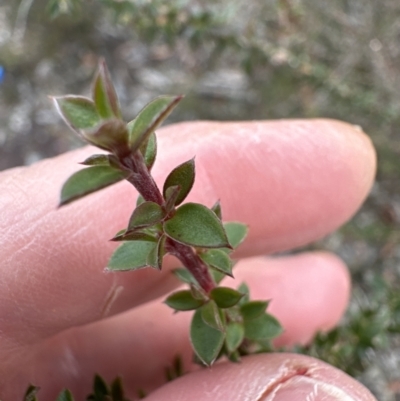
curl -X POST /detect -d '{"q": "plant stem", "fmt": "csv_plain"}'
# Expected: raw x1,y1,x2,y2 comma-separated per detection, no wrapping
165,238,215,293
122,151,216,294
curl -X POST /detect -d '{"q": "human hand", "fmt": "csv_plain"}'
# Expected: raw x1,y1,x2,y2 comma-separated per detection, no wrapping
0,119,376,400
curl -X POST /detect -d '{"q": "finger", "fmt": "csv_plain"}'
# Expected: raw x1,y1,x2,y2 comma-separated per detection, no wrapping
3,252,350,400
145,353,376,401
0,120,375,344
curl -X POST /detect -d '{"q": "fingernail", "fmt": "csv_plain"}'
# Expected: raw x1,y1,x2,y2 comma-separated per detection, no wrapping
261,375,356,401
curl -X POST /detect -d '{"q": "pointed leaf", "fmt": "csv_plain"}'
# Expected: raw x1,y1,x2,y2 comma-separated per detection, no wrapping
110,230,157,242
164,203,231,248
165,290,204,311
128,201,164,230
82,119,129,155
163,158,195,206
244,313,283,341
80,154,119,167
224,222,248,249
200,301,225,332
210,269,226,285
107,240,157,271
60,166,128,206
210,287,244,309
56,389,74,401
164,185,181,213
226,322,245,353
146,234,166,270
240,300,270,321
129,95,183,153
111,377,125,401
24,385,39,401
172,268,198,285
200,249,233,277
211,200,222,220
190,309,225,366
93,374,110,397
92,59,121,119
237,282,250,305
53,95,100,133
139,131,157,171
136,194,145,206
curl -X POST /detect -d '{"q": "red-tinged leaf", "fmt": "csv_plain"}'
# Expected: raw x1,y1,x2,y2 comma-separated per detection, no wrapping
164,203,231,248
82,119,129,156
52,95,100,133
92,59,122,119
163,158,195,206
80,154,119,167
164,185,181,213
59,166,128,206
129,95,183,153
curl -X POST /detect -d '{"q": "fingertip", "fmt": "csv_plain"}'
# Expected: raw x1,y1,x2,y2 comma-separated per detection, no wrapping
144,353,376,401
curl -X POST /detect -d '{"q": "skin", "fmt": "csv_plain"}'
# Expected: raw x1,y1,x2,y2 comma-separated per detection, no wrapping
0,119,377,400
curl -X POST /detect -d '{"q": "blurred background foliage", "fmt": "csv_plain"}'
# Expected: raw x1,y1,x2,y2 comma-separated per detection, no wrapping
2,0,400,399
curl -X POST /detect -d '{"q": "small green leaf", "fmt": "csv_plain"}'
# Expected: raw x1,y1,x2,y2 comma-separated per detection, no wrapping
80,154,119,167
226,322,245,353
82,119,129,155
201,301,225,332
244,313,283,341
93,374,110,397
111,377,125,401
136,194,145,206
224,222,248,249
237,282,250,305
128,201,164,230
139,131,157,171
56,389,74,401
129,95,183,153
163,158,195,206
53,95,100,132
24,385,39,401
210,287,244,309
107,240,157,271
240,301,270,320
164,203,231,248
111,230,157,242
164,185,181,212
60,166,128,206
200,249,233,277
92,59,121,119
165,290,204,311
147,234,166,270
211,200,222,219
190,309,225,366
172,268,198,285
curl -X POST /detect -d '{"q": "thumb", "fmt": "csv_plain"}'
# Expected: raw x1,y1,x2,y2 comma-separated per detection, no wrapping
144,353,376,401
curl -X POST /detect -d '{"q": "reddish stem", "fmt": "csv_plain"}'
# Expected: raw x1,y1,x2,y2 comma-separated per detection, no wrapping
122,151,215,293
